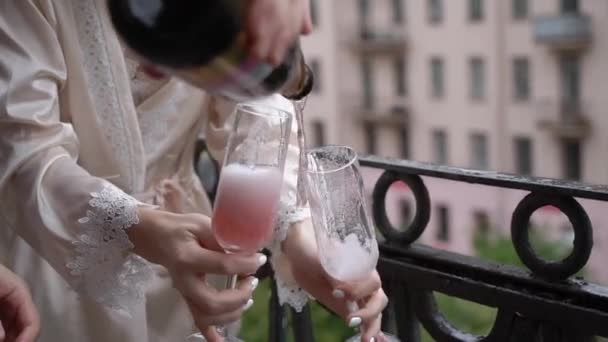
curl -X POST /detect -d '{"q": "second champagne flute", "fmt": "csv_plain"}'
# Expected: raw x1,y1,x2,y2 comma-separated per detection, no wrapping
306,145,400,342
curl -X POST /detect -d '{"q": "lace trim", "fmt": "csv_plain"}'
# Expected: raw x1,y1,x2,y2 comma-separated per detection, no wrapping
125,57,168,107
73,0,137,191
275,271,311,313
138,83,188,157
271,204,310,252
269,192,311,312
66,183,152,316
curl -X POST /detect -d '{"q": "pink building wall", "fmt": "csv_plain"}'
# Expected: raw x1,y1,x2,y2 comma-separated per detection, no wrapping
302,0,608,284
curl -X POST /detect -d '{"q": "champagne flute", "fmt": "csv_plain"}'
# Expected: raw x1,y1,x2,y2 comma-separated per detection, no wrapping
187,103,292,342
305,145,400,342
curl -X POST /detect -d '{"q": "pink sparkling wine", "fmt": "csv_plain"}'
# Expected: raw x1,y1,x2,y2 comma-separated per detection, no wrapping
213,164,283,254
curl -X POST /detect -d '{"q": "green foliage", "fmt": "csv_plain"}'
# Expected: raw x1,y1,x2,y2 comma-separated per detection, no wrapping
421,229,577,341
240,279,354,341
474,227,574,268
241,229,577,341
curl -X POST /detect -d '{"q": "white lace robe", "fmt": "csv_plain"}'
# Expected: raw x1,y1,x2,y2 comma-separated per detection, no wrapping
0,0,309,341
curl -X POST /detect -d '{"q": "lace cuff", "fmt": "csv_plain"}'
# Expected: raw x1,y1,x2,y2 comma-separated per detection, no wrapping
66,183,152,316
268,194,312,312
275,271,310,312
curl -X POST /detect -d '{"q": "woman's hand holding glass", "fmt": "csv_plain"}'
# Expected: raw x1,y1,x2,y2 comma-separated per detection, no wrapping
284,220,389,342
128,208,266,339
304,146,399,342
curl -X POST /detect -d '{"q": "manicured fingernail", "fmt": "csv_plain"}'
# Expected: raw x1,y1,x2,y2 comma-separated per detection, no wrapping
244,299,254,311
347,301,359,313
370,338,376,342
332,289,345,299
257,254,268,266
348,317,362,327
251,277,259,290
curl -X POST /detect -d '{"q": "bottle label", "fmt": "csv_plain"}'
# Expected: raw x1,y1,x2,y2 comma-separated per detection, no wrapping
175,33,275,101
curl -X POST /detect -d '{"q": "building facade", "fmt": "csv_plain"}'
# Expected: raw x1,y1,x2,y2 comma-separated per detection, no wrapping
301,0,608,283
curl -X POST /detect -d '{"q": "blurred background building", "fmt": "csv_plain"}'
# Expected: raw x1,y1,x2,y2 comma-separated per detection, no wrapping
301,0,608,283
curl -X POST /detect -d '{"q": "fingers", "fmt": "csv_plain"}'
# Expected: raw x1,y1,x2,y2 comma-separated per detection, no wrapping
206,251,266,276
186,278,257,332
268,0,302,65
16,289,40,342
179,276,257,318
347,290,388,327
160,179,188,214
175,246,266,276
335,272,381,302
200,326,223,342
271,0,308,64
246,0,283,62
186,214,224,252
1,282,40,342
379,332,391,342
245,0,308,65
360,314,382,342
184,216,267,275
14,304,40,342
268,27,295,66
15,326,39,342
192,299,252,327
300,0,314,34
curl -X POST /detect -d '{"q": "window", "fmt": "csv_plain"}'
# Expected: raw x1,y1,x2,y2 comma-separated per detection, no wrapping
473,210,490,235
469,0,484,21
428,0,443,24
361,59,375,109
436,205,450,242
513,57,530,101
470,133,488,169
398,126,409,159
310,0,319,26
512,0,528,19
310,59,322,93
562,140,582,180
364,123,377,154
394,56,407,96
400,200,412,229
358,0,370,18
560,55,580,103
432,130,448,164
561,0,579,13
470,57,485,100
311,120,325,147
430,57,444,98
514,137,533,175
392,0,404,24
358,0,370,35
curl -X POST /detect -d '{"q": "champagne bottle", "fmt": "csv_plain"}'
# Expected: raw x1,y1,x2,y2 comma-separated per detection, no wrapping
108,0,314,101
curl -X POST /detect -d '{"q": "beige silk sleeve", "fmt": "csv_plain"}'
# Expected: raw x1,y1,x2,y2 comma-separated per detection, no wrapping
0,0,150,315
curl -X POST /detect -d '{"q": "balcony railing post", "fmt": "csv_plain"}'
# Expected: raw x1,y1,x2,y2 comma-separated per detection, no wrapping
268,279,288,342
291,304,315,342
396,282,421,342
379,263,421,341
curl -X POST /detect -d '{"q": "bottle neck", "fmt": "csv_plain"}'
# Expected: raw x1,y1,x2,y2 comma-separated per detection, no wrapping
280,49,314,100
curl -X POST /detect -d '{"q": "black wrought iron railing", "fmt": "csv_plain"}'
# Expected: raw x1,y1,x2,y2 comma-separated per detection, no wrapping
195,143,608,341
364,156,608,341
